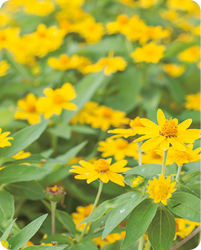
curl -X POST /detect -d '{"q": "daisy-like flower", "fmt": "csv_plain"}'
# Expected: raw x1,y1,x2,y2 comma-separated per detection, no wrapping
69,158,130,186
146,174,176,205
37,83,77,119
135,109,201,151
98,138,138,160
0,240,9,250
108,116,144,139
141,148,163,165
185,92,200,111
174,218,200,240
0,129,13,148
14,93,41,125
163,64,185,78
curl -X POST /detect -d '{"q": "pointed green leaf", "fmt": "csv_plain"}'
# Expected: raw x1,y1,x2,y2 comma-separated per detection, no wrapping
122,199,157,248
0,191,14,232
56,210,78,236
147,207,176,250
0,219,16,240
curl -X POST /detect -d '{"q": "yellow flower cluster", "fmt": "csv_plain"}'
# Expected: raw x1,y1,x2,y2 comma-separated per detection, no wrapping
14,83,77,124
185,92,201,111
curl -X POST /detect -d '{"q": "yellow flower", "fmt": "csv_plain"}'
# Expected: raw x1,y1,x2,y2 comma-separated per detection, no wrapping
72,204,94,230
41,234,56,246
70,158,130,186
0,240,9,249
106,14,129,34
167,0,195,11
14,93,41,125
37,83,77,119
131,176,144,188
88,106,127,131
0,60,10,77
93,234,122,249
131,42,165,64
141,148,163,165
138,0,158,9
174,218,200,240
185,92,201,111
135,109,201,151
163,64,185,78
157,144,201,166
0,28,20,50
146,174,176,205
0,128,13,148
160,10,178,21
23,0,54,16
98,138,138,161
12,150,31,160
108,116,144,139
0,11,11,28
178,46,200,63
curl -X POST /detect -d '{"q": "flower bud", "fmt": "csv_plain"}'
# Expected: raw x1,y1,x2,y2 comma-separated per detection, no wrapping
131,176,144,188
45,186,65,203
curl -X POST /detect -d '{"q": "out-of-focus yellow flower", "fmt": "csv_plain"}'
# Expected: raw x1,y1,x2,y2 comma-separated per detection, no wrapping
185,92,201,111
88,106,127,131
0,28,20,50
86,56,126,76
0,11,11,28
141,148,163,165
157,144,201,166
31,65,41,75
174,218,200,240
163,64,185,78
167,0,195,11
191,25,201,36
21,241,34,249
178,46,200,63
131,176,144,188
37,83,77,119
175,33,193,43
0,60,10,77
131,43,165,64
106,14,129,34
0,128,13,148
135,109,201,151
146,174,176,205
98,138,138,161
70,101,98,125
72,204,93,230
119,0,158,8
160,10,178,21
15,93,41,125
12,150,31,160
108,116,144,139
93,234,122,249
23,0,54,16
70,158,130,186
57,0,84,8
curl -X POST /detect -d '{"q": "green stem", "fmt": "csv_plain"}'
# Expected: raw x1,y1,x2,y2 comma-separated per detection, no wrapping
51,201,57,235
78,181,103,242
137,141,142,166
176,165,183,181
138,235,145,250
145,240,151,250
162,149,168,175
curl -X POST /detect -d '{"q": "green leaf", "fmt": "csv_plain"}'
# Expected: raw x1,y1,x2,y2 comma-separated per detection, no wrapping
62,71,107,123
8,214,48,250
0,191,14,232
147,207,176,250
0,120,49,158
179,183,200,198
124,164,169,180
5,181,45,200
0,108,14,127
23,245,67,250
40,234,73,245
56,210,78,236
81,191,142,224
166,77,185,105
71,125,98,135
102,194,148,239
122,199,157,248
167,192,201,222
0,165,50,184
0,219,16,240
48,124,71,140
68,239,98,250
178,111,200,123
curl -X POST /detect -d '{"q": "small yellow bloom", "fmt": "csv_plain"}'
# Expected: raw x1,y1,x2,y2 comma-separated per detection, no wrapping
174,218,200,240
131,176,144,188
0,128,13,148
93,233,122,249
167,0,195,11
0,28,20,50
178,46,200,63
185,92,201,111
131,42,165,64
23,0,54,16
0,240,9,249
135,109,201,151
37,83,77,119
106,14,129,34
146,174,176,205
72,204,94,230
160,10,178,21
12,150,31,160
0,60,10,77
141,148,163,165
98,138,138,161
163,64,185,78
70,158,130,186
14,93,41,125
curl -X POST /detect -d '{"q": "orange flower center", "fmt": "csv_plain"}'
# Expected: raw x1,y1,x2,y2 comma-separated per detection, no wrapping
117,140,128,149
94,159,110,172
160,120,178,138
53,94,64,104
103,108,113,118
27,104,36,112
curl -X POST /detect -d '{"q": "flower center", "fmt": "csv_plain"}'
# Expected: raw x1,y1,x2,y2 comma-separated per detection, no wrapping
160,120,178,138
103,108,113,118
27,104,36,113
94,159,110,172
117,140,128,149
53,94,64,104
176,151,194,162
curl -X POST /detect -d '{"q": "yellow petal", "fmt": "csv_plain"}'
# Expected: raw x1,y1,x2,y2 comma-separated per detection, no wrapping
178,119,192,131
157,109,166,127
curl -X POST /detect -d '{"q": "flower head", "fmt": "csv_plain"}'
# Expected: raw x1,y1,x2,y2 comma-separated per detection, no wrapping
146,174,176,205
174,218,200,240
0,129,13,148
185,92,201,111
178,46,200,63
37,83,77,119
131,176,144,188
70,158,130,186
163,64,185,78
72,204,94,230
135,109,201,151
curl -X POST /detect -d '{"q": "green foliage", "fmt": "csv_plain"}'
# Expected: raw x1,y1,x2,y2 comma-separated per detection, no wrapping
0,191,14,232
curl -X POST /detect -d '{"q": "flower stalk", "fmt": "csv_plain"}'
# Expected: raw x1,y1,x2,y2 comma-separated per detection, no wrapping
145,240,151,250
176,165,183,181
138,235,145,250
51,201,57,235
137,141,142,166
162,149,168,175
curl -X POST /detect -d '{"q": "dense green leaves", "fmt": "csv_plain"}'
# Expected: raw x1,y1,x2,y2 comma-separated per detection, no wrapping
0,219,16,240
167,192,201,222
0,120,49,158
148,207,176,250
0,191,14,232
68,239,98,250
102,194,149,238
122,199,157,248
8,214,48,250
56,210,78,236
